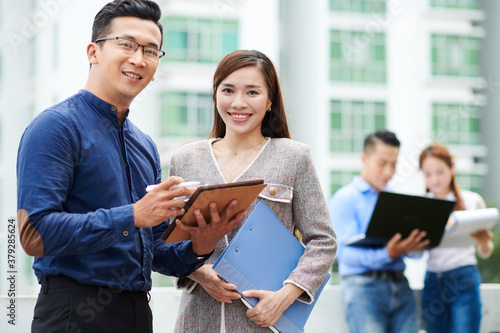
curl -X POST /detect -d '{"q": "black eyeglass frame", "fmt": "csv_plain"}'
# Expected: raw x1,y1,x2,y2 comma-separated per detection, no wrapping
94,36,165,60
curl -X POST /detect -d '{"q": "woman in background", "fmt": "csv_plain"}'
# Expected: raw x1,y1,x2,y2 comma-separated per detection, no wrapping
419,143,494,333
169,50,336,332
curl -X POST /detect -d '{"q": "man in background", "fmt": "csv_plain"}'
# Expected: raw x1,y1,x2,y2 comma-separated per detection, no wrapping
328,130,428,333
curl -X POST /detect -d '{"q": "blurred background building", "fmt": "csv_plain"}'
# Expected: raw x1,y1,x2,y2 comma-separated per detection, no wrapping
1,0,499,297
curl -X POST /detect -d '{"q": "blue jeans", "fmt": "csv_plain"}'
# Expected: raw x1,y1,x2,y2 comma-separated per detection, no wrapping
421,265,482,333
341,273,419,333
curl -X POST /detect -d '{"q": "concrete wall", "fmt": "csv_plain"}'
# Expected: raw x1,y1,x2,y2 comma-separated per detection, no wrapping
2,285,500,333
480,0,500,209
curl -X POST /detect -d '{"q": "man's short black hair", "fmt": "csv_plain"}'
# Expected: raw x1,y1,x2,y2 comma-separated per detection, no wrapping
92,0,163,46
364,130,400,153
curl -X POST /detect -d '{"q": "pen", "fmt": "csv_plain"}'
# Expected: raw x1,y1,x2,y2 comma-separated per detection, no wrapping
146,181,202,192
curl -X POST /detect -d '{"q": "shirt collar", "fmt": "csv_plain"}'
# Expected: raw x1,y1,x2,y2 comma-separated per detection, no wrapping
352,175,391,194
78,89,130,125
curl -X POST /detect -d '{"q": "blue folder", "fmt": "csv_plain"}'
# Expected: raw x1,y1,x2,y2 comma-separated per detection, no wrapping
213,201,331,333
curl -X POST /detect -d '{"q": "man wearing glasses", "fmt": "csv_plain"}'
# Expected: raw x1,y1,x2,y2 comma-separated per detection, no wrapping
16,1,245,332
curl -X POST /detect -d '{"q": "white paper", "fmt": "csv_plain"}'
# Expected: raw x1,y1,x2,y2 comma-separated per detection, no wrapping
437,208,498,248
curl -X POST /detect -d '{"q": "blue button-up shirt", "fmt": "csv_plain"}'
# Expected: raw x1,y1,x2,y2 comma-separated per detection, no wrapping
17,90,204,291
328,176,405,276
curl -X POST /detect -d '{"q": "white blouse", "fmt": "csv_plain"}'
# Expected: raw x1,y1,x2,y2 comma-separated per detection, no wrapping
426,190,485,273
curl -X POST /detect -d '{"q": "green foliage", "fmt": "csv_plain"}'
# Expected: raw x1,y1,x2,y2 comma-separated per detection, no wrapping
477,223,500,283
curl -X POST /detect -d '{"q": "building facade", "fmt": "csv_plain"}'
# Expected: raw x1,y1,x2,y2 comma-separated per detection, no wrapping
323,0,487,196
0,0,494,294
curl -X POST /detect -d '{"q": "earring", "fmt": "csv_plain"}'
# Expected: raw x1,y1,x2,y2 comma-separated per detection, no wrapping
267,107,272,112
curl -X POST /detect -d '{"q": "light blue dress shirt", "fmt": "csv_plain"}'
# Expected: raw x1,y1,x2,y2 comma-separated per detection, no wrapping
328,176,406,276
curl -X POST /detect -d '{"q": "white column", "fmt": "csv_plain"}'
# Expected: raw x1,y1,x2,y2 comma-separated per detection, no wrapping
279,0,330,194
480,0,500,208
385,0,430,289
387,0,429,194
239,0,280,63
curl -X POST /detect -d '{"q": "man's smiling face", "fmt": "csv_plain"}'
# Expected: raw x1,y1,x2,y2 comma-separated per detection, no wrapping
89,16,162,107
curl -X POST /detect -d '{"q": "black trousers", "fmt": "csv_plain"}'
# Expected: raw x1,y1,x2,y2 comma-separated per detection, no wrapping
31,275,153,333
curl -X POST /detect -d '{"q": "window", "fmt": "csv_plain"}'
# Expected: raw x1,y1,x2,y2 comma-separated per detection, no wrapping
456,173,483,195
330,0,386,13
163,17,238,63
330,30,386,83
160,91,213,138
330,100,386,152
330,171,359,196
430,0,478,10
432,103,481,145
431,34,480,77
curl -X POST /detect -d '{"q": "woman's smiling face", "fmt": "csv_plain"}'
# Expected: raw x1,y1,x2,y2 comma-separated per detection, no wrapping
215,66,272,137
421,156,454,197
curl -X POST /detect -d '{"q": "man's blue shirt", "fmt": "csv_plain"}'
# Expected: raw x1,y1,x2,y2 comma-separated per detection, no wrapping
328,176,405,276
17,90,204,291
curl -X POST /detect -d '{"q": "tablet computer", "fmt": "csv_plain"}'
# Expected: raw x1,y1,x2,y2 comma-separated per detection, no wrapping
345,191,455,248
437,208,498,248
161,179,267,243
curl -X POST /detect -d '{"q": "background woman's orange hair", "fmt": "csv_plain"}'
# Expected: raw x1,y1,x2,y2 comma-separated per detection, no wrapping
419,143,466,211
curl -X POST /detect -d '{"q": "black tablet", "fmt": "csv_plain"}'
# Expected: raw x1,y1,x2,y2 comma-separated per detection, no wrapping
345,191,455,248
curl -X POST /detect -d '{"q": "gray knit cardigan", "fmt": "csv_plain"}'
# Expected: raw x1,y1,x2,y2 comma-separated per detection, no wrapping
169,138,337,333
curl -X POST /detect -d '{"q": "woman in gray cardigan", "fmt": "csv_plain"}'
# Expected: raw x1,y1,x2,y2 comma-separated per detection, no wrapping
170,50,337,332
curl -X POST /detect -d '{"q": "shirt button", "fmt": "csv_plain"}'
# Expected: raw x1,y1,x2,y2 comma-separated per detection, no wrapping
123,231,129,237
111,106,117,112
269,187,277,196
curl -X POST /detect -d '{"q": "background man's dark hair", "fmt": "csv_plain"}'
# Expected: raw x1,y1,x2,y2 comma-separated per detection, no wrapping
92,0,163,46
364,130,400,153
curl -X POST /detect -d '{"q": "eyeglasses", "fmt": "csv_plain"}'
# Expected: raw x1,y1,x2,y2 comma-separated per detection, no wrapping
94,37,165,62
